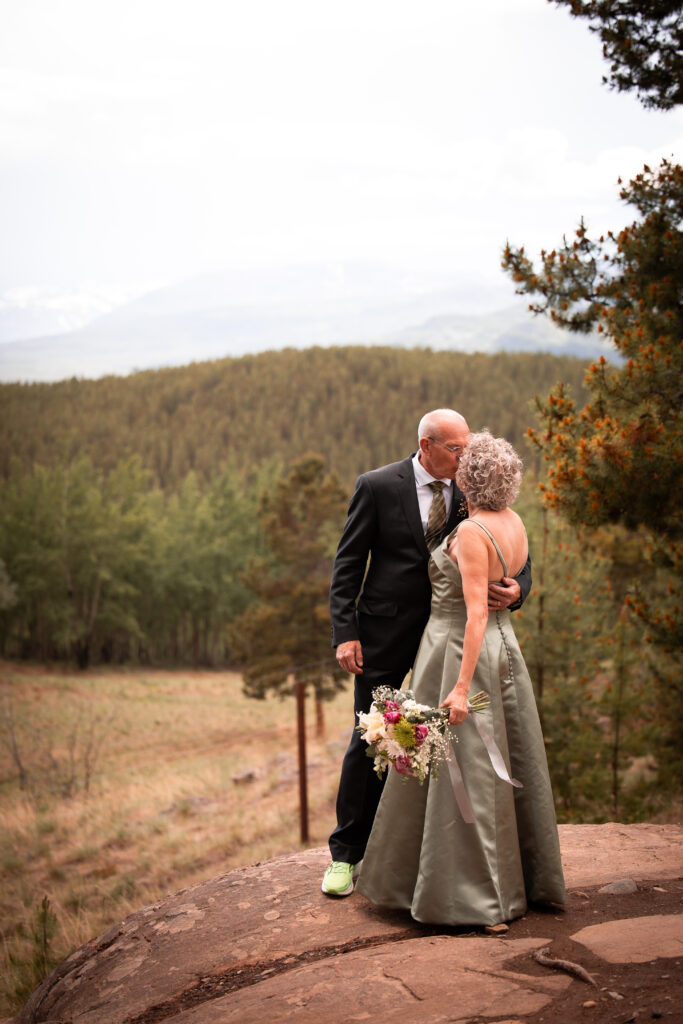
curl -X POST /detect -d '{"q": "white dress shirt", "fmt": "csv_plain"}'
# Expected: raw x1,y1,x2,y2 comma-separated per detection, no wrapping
411,452,453,532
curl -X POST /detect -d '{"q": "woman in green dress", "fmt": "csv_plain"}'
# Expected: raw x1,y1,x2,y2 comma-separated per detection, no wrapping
356,431,565,926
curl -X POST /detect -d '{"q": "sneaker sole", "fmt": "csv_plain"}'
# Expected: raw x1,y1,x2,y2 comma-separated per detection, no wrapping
321,879,354,897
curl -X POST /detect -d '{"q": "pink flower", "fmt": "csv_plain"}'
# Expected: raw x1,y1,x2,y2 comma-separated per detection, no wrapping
413,724,429,747
384,700,400,711
383,711,401,724
394,755,413,776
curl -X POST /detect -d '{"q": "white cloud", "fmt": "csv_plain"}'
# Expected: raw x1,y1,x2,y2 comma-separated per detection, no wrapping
0,0,680,308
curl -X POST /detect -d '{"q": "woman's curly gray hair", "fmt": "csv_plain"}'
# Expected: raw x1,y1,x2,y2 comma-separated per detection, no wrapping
455,430,523,511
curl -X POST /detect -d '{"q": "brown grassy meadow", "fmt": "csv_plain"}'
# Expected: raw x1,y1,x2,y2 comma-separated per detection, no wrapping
0,662,351,1016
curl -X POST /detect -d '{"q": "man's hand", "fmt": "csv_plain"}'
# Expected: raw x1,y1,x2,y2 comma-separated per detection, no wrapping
336,640,364,674
487,576,521,610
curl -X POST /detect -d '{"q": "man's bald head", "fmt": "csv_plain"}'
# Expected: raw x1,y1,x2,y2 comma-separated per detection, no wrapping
418,409,469,445
417,409,471,480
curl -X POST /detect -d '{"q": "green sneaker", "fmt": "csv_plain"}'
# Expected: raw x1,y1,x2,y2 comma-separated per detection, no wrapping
321,861,355,897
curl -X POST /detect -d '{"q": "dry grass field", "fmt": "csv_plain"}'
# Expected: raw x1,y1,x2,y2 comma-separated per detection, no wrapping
0,662,352,1016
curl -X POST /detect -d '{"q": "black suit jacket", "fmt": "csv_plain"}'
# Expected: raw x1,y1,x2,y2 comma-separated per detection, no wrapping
330,455,467,647
329,454,532,648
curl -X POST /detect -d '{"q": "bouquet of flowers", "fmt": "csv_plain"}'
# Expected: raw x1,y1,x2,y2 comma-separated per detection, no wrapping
356,685,490,784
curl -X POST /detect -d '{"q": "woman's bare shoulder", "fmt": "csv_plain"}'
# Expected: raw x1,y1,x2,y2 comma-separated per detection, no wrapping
452,519,492,554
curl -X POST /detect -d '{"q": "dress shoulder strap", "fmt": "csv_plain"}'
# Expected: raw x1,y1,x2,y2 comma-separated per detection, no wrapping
461,519,509,577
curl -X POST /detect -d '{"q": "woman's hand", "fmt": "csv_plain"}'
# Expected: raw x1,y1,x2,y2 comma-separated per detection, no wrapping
441,687,469,725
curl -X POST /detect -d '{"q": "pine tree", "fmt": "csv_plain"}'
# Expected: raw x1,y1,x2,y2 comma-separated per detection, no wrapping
551,1,683,110
502,160,682,579
230,453,348,710
502,161,683,791
514,486,658,820
229,452,348,842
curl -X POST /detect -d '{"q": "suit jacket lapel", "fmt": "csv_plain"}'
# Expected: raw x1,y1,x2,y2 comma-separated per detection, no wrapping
447,483,468,530
397,455,430,556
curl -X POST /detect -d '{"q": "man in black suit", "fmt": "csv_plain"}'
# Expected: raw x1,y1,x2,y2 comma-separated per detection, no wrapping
322,409,531,896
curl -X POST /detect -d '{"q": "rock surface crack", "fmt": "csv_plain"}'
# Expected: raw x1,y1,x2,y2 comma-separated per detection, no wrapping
123,930,416,1024
381,969,424,1001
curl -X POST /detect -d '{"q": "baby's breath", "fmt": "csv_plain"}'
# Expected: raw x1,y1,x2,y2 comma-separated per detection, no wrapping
356,686,491,784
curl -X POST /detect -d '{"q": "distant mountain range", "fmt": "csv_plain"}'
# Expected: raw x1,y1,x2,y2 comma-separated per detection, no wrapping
0,263,611,382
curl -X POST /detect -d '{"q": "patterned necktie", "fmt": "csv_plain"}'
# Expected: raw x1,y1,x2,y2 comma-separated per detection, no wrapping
425,481,447,550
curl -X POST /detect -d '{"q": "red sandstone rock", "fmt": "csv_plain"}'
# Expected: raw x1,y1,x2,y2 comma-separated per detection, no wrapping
557,823,682,887
163,936,570,1024
570,913,683,963
11,823,682,1024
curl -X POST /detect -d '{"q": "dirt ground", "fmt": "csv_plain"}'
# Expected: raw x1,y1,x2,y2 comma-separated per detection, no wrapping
456,878,683,1024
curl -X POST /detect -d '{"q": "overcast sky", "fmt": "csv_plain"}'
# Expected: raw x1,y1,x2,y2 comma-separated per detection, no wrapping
1,0,681,323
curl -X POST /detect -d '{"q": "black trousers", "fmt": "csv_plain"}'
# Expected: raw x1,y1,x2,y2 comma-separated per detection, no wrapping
328,603,430,864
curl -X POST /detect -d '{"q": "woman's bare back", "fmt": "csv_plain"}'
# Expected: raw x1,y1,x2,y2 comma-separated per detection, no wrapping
449,507,528,580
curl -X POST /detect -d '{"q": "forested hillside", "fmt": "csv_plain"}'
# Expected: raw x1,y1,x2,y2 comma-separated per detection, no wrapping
0,343,679,828
0,346,589,488
0,344,590,668
4,342,676,821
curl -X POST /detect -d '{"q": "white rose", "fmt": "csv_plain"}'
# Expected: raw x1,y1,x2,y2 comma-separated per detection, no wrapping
358,710,387,744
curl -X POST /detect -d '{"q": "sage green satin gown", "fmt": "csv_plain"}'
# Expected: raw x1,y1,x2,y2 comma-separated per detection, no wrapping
356,522,566,926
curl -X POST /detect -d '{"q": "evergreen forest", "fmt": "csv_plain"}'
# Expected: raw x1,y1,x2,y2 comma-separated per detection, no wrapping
0,346,589,488
0,341,679,822
0,345,590,667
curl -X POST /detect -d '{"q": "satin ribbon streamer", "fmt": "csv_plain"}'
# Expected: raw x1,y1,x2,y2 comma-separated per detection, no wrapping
446,704,522,824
